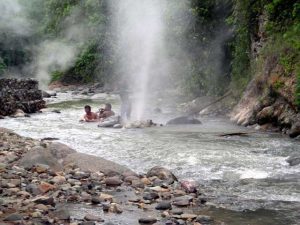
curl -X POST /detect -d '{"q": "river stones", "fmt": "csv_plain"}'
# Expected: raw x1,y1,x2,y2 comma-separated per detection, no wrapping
138,217,157,224
3,213,23,221
105,176,123,186
146,166,177,183
84,214,104,222
155,201,172,210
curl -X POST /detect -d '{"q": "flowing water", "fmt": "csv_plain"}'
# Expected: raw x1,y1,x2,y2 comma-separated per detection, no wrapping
1,92,299,224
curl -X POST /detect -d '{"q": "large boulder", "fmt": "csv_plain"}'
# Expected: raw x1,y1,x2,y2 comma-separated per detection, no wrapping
18,146,63,172
63,152,133,175
47,142,76,160
166,116,201,125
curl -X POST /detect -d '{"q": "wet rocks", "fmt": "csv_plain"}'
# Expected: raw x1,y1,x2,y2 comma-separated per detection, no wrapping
155,201,172,210
0,78,45,116
146,166,177,183
286,154,300,166
138,217,158,224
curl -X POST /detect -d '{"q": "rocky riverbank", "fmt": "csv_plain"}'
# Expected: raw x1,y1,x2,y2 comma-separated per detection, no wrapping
0,128,222,225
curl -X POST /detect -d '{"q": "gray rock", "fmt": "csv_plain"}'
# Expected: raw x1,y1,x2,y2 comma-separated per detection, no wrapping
143,192,159,201
63,152,132,175
195,215,213,224
25,183,41,195
80,222,95,225
138,217,157,224
289,122,300,138
166,116,201,125
48,142,76,159
33,196,55,206
147,166,177,183
52,208,70,220
18,146,63,172
155,201,172,210
105,176,123,186
3,213,23,221
84,214,104,222
286,154,300,166
91,196,102,204
173,196,193,207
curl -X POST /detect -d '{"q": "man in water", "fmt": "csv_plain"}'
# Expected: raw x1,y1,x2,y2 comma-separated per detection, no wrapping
80,105,98,122
98,103,115,122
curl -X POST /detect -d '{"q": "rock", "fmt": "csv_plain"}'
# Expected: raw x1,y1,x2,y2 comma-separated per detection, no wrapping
138,217,157,224
42,90,56,98
180,213,197,220
26,183,41,195
52,208,70,220
286,154,300,166
18,146,63,172
91,196,102,205
155,201,172,210
256,106,274,124
173,196,192,207
33,196,55,206
99,193,113,201
48,142,76,159
166,116,201,125
84,214,104,222
105,176,123,186
147,166,177,183
80,222,95,225
143,192,159,201
149,186,169,192
38,181,56,193
63,152,132,175
113,124,123,128
3,213,23,221
52,109,61,113
124,176,140,183
13,109,26,117
131,179,145,188
51,175,66,184
141,177,152,185
195,215,213,224
109,203,123,213
289,122,300,138
170,209,183,215
180,180,198,193
34,164,50,173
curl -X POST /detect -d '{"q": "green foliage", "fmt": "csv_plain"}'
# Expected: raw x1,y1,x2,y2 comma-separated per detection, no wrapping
296,66,300,108
51,70,64,82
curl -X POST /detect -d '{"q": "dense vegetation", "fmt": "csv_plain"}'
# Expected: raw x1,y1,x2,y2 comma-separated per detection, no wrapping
0,0,299,103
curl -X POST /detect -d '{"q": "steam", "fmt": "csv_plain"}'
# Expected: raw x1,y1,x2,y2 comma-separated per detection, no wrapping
111,0,167,120
0,0,32,36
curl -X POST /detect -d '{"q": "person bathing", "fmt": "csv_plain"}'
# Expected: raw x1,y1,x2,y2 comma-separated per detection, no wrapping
80,105,98,122
98,103,115,122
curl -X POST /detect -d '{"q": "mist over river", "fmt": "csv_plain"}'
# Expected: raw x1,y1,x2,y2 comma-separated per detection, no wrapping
1,92,300,224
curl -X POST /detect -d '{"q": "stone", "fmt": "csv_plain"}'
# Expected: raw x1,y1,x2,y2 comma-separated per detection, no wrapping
173,196,192,207
105,176,123,186
109,203,123,214
113,124,123,128
170,209,183,215
3,213,23,221
138,217,157,224
48,142,76,159
26,183,41,195
180,180,198,193
38,182,56,193
155,201,172,210
35,164,50,173
18,146,63,172
180,213,197,220
141,177,151,185
131,179,145,188
143,192,159,201
147,166,177,183
52,208,70,220
91,196,102,205
286,154,300,166
80,222,95,225
124,176,140,183
84,214,104,222
63,152,133,175
99,193,113,201
289,122,300,138
195,215,213,224
149,186,169,192
51,175,66,184
33,196,55,206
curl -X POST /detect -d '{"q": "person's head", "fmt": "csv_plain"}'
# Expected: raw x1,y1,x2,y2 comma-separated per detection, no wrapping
84,105,91,113
104,103,112,111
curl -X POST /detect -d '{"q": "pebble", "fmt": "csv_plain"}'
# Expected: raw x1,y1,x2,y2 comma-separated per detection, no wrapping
138,217,158,224
84,214,104,222
155,201,172,210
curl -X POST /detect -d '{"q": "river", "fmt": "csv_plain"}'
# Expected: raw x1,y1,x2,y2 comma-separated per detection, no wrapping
1,92,299,224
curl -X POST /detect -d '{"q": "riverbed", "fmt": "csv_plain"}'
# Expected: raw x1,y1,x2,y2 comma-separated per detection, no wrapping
1,92,299,224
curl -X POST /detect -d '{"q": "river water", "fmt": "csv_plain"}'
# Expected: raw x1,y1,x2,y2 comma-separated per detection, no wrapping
1,92,299,224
